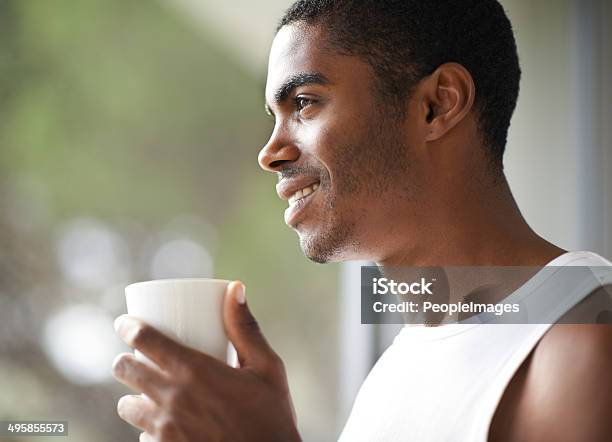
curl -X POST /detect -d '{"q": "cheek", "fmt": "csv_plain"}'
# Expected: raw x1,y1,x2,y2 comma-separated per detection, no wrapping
298,103,384,197
311,111,369,163
294,118,343,178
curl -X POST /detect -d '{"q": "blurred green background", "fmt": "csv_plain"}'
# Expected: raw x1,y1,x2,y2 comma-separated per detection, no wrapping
0,1,339,441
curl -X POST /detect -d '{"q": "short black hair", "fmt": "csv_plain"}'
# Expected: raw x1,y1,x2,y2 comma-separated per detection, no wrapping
278,0,521,170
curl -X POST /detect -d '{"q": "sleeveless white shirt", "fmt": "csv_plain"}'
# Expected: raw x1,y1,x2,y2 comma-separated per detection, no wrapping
338,251,612,442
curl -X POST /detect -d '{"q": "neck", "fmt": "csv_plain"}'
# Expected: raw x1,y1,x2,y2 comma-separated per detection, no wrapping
374,173,565,268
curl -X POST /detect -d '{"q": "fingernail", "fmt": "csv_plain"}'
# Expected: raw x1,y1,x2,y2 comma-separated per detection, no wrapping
235,282,246,305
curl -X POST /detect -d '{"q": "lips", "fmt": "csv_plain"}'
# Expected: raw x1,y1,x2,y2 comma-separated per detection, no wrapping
277,177,321,227
288,182,319,204
284,186,318,226
276,177,321,202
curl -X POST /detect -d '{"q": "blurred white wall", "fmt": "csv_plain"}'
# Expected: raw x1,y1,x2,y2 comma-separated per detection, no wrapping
503,0,612,258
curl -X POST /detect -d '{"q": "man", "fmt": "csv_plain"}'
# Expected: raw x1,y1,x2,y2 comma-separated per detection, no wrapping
112,1,612,440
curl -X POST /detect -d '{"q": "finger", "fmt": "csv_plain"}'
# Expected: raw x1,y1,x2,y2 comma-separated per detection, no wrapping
114,315,198,371
117,394,158,433
223,281,279,371
112,353,169,403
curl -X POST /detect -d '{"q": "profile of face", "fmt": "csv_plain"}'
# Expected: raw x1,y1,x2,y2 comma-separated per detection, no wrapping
258,24,424,263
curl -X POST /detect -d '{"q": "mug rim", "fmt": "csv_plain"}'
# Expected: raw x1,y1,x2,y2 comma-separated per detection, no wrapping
126,278,232,291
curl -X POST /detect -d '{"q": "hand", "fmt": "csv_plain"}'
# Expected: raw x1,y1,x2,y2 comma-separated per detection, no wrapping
112,281,301,442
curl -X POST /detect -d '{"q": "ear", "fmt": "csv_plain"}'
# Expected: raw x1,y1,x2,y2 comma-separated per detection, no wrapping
416,63,475,142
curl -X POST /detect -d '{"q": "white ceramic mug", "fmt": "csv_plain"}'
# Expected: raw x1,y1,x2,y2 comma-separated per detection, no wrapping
124,278,232,364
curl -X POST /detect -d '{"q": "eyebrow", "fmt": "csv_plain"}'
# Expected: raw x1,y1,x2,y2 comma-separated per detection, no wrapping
265,72,330,116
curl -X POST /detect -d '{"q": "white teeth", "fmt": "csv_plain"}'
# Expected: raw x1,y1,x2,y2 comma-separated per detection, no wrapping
288,183,320,205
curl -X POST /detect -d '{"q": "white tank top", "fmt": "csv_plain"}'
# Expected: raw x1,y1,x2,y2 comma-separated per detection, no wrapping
338,251,612,442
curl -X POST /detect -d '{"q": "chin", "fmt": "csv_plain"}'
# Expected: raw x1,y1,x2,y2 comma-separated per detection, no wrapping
297,235,324,264
297,232,332,264
297,226,355,264
302,246,343,264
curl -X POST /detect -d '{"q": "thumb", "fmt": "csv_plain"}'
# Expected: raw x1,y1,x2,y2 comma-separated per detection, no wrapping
223,281,278,371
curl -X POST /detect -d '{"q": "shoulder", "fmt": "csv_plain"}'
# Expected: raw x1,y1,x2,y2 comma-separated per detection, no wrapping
490,284,612,442
522,323,612,439
536,322,612,381
525,280,612,381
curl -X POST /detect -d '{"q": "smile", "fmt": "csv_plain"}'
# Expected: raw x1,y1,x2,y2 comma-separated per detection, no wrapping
288,182,320,206
284,181,320,227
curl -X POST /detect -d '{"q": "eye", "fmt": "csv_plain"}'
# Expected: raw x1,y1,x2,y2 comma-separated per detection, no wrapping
294,96,314,112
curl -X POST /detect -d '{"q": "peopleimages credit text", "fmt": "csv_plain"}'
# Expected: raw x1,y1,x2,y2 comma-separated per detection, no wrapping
362,265,612,324
370,277,520,316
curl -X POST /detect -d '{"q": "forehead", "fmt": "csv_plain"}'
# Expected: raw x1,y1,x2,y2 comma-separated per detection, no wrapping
265,24,366,104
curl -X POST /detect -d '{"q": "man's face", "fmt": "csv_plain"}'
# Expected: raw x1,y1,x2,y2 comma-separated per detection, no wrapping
259,24,419,263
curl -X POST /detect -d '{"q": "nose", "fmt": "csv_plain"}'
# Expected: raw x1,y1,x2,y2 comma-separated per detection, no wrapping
258,124,300,172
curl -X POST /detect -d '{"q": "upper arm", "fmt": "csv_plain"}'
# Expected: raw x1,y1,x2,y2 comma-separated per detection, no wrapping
491,323,612,442
531,323,612,441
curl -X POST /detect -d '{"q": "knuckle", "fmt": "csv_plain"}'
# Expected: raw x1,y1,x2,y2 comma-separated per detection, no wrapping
240,315,262,335
262,351,286,377
165,386,189,410
131,323,153,346
268,352,286,373
260,352,291,394
155,417,180,440
175,360,197,382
